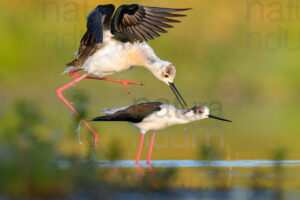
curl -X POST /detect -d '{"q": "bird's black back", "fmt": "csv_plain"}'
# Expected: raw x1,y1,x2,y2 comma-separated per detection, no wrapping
66,4,191,67
92,102,163,123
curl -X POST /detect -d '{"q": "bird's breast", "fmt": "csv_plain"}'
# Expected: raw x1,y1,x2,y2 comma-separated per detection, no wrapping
83,42,149,76
119,47,146,66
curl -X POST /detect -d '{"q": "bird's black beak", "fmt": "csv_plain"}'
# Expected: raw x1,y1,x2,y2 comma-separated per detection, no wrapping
208,115,232,122
169,82,187,109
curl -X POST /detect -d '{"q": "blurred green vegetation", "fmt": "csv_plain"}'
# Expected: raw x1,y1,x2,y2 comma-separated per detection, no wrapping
1,0,300,197
0,100,181,198
1,0,300,160
0,99,297,198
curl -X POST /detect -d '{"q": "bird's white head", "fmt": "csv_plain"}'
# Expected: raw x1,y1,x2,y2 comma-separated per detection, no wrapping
189,106,232,122
149,61,187,109
149,61,176,85
191,106,210,120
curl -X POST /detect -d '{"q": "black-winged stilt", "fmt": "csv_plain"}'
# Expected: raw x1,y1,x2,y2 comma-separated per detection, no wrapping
91,102,231,165
57,4,191,147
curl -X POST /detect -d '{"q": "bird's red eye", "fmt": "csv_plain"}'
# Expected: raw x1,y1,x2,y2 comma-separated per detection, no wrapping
164,74,169,78
198,109,204,114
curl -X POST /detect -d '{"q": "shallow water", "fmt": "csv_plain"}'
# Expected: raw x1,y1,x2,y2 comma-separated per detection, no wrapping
61,160,300,199
95,160,300,168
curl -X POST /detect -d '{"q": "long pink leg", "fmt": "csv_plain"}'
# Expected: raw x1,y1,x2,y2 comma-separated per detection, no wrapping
147,132,156,164
69,69,143,94
136,134,145,165
57,73,99,149
136,166,143,182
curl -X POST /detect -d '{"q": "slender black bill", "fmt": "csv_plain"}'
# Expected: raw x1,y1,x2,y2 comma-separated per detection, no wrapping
208,115,232,122
169,82,187,109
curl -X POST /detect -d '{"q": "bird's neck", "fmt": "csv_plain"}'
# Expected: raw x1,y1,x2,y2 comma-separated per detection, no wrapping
170,108,197,125
145,58,170,76
128,42,169,73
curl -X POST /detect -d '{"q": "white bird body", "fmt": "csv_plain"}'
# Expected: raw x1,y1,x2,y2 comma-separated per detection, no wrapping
92,102,231,165
93,103,215,134
130,104,199,134
82,31,165,77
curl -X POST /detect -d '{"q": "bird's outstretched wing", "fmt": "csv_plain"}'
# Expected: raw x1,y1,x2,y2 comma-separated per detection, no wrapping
111,4,191,42
92,102,163,123
66,4,115,67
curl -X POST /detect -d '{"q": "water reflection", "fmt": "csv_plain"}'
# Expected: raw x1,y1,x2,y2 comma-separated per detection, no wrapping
96,160,300,168
1,99,299,199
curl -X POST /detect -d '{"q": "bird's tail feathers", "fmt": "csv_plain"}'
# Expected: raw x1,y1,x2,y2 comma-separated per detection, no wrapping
61,66,81,76
91,116,110,122
66,59,78,67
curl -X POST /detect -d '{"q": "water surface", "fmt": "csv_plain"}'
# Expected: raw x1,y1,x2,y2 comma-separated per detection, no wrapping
96,160,300,168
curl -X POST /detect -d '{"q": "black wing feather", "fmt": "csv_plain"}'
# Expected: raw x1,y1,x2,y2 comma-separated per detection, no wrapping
143,18,173,28
87,10,103,43
92,102,163,123
111,4,191,42
66,4,115,67
145,7,191,13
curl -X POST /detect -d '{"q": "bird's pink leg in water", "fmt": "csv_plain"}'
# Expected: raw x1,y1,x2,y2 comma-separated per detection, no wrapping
57,73,98,149
147,132,156,165
136,165,143,182
136,134,145,165
69,69,143,94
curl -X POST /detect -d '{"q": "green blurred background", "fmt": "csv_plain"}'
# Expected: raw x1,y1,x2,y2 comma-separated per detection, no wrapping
1,0,300,196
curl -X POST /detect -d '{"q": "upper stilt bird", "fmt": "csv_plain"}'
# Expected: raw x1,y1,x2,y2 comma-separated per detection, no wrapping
57,4,191,147
92,102,232,165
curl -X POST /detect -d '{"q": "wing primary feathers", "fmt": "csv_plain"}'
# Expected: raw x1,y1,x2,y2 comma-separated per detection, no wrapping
123,15,131,25
136,26,153,40
146,15,181,23
144,7,192,13
146,11,187,18
111,4,191,42
129,15,139,24
140,24,160,37
142,21,166,33
136,26,155,40
143,18,173,28
131,26,147,41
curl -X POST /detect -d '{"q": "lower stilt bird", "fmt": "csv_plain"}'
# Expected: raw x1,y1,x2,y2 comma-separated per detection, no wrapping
92,102,231,165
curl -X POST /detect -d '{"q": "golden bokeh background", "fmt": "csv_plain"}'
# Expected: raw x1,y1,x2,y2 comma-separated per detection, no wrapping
1,0,300,194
